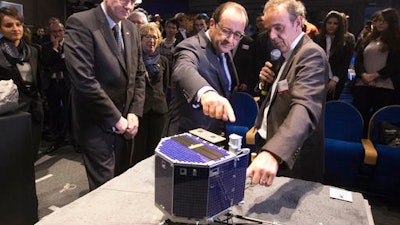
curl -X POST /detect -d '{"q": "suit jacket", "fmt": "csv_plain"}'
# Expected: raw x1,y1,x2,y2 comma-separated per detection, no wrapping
256,34,330,182
167,30,239,135
41,40,71,90
0,43,41,98
233,35,253,92
314,33,355,99
64,6,146,133
143,55,169,114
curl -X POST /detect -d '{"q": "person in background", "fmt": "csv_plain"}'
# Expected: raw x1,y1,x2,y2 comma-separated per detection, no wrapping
174,12,189,44
132,23,169,165
247,0,330,186
356,20,372,52
31,26,46,46
166,1,248,136
313,11,355,101
64,0,146,190
128,10,148,28
352,8,400,128
0,7,44,162
251,12,266,39
158,17,178,68
189,13,209,37
303,19,318,39
41,22,74,153
233,33,253,93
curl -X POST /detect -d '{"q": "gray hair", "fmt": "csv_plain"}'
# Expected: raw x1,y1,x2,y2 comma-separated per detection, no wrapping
264,0,305,25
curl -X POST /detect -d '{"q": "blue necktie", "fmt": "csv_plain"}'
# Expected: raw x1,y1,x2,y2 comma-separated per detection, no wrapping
218,53,232,99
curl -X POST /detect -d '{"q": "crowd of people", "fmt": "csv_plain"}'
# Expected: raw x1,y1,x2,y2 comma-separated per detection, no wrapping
0,1,399,222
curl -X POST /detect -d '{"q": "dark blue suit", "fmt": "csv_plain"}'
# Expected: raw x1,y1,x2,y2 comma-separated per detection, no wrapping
166,30,239,135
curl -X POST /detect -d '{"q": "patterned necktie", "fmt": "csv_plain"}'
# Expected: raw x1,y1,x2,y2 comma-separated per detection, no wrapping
113,24,122,53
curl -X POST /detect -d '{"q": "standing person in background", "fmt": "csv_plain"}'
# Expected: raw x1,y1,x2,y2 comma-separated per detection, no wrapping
247,0,330,186
159,17,178,69
251,12,266,39
352,8,400,127
314,11,355,101
64,0,146,190
41,22,73,153
32,26,46,46
233,33,253,93
0,7,44,161
189,13,209,37
159,17,179,105
174,12,189,44
132,23,169,165
127,10,148,29
166,1,248,135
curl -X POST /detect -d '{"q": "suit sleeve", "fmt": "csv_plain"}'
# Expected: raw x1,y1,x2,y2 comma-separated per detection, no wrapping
263,46,329,169
172,44,211,103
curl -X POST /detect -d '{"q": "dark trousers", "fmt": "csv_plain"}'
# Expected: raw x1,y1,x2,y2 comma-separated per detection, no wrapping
352,86,397,135
45,79,70,142
132,111,167,166
80,126,132,190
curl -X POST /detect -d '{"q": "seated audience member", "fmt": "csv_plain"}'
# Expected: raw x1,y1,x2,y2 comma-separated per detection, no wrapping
132,23,169,165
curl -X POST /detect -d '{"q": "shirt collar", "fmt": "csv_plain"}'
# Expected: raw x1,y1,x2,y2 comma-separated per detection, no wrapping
283,32,305,60
101,2,121,30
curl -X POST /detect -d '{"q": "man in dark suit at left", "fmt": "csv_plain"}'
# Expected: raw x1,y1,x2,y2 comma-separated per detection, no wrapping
64,0,146,190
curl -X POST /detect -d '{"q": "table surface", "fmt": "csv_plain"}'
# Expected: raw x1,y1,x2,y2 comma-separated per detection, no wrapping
36,156,374,225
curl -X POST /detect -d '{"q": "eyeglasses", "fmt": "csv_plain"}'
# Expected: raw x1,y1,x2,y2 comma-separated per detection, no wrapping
143,34,159,40
118,0,136,5
215,23,244,40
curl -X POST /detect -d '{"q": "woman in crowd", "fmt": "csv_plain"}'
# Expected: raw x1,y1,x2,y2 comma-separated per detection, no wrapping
314,10,355,101
352,8,400,126
132,23,170,165
0,7,43,160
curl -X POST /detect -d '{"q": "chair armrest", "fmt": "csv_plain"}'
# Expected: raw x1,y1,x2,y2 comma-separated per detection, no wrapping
361,139,378,165
245,127,258,145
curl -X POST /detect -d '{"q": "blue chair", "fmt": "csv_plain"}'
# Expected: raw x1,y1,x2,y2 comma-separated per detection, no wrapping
365,105,400,197
324,101,365,188
226,92,259,152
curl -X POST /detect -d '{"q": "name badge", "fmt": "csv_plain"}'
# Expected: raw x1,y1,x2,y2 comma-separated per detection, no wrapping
277,79,289,94
241,44,250,50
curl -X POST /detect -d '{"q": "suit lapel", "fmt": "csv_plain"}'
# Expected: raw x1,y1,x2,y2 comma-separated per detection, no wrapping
95,6,127,73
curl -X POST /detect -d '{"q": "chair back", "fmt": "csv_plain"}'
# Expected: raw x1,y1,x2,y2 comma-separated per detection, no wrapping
325,100,363,142
368,105,400,143
227,92,259,128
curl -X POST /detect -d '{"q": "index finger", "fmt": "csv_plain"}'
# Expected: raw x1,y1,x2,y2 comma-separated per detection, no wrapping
224,100,236,123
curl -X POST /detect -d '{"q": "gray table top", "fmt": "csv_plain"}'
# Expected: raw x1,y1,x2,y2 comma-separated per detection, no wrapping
36,156,374,225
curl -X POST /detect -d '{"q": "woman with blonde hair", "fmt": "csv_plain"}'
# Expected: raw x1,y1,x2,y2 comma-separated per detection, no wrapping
132,23,170,165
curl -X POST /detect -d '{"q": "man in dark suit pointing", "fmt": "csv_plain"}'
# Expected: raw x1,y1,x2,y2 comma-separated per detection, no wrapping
64,0,146,190
166,1,248,136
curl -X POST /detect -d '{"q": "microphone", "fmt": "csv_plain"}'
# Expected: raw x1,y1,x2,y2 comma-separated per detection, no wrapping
261,49,282,95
